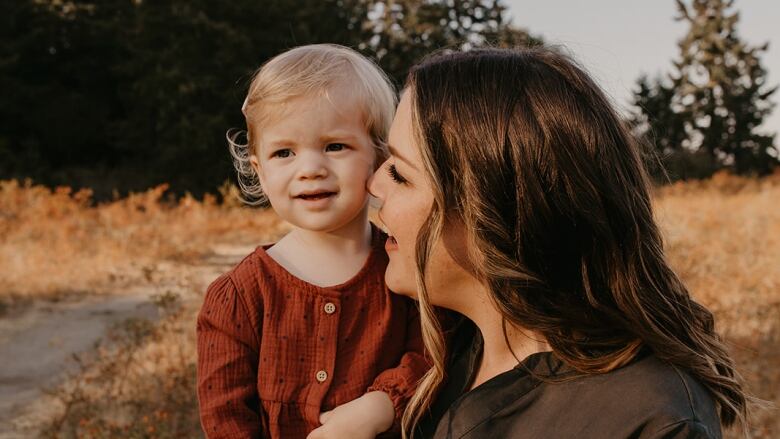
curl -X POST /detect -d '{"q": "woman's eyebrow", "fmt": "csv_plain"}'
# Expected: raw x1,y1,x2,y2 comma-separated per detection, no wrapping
388,144,417,170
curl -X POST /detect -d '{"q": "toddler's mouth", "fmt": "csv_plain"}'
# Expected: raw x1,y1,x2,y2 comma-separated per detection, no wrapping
295,191,337,200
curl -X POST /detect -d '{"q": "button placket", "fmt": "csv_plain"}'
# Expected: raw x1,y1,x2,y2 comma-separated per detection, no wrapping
312,297,339,390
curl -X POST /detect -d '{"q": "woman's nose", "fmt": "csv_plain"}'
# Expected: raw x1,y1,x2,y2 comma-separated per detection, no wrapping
367,166,383,200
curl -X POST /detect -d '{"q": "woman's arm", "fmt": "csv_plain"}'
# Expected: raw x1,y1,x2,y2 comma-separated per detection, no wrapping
306,391,394,439
307,302,433,438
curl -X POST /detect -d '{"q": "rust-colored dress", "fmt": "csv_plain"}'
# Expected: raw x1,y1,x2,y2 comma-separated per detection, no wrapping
196,226,428,438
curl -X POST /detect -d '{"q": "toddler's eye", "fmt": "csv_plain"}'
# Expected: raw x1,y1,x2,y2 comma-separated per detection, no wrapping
271,149,292,158
325,143,346,152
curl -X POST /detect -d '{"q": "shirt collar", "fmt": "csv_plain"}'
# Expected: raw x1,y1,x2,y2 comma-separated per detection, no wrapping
434,322,580,436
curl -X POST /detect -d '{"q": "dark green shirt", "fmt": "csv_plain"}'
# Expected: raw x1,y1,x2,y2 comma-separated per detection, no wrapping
416,320,722,438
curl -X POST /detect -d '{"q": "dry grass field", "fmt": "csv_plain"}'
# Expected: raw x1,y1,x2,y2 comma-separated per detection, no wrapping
654,172,780,437
0,180,288,307
0,172,778,438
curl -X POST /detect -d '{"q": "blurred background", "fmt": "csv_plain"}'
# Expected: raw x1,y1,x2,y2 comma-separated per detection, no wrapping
0,0,778,438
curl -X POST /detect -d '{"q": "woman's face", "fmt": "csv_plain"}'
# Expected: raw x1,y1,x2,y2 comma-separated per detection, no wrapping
369,92,474,306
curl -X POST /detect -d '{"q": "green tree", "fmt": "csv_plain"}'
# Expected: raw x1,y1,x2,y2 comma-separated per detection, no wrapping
0,0,374,195
359,0,539,84
631,0,777,178
0,0,125,181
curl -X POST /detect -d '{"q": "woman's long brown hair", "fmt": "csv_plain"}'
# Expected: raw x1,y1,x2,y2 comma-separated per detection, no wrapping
401,47,748,437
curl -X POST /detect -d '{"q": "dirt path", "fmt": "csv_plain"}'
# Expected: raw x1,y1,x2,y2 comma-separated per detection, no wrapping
0,292,160,436
0,244,254,438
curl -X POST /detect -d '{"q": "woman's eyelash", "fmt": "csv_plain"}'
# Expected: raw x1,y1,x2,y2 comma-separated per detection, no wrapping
387,163,407,184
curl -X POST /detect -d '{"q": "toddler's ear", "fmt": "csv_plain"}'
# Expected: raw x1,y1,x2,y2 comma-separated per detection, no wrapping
241,96,249,116
249,154,265,182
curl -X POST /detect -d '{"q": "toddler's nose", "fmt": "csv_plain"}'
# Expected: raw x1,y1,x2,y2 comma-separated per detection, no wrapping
298,154,328,179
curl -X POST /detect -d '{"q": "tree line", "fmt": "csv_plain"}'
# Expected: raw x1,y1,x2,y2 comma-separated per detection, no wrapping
0,0,534,199
0,0,775,199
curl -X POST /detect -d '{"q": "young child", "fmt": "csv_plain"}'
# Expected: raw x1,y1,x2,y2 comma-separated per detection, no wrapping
196,44,428,439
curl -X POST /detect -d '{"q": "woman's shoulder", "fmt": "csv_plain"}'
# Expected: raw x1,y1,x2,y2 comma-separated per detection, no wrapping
435,350,722,439
550,353,722,437
596,353,718,412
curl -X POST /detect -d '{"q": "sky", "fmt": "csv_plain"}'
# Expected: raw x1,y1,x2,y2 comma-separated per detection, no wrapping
504,0,780,135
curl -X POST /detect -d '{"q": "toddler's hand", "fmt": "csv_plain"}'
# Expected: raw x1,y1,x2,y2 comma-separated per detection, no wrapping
306,391,394,439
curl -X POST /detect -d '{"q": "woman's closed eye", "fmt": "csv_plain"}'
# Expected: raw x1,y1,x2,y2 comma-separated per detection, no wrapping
387,163,408,184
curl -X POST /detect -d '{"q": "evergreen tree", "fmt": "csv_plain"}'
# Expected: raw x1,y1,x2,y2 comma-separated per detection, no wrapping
631,0,778,178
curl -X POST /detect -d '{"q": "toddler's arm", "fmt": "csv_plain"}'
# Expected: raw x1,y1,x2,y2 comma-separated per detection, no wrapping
196,274,265,438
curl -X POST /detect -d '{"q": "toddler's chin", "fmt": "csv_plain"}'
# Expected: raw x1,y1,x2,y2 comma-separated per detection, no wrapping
285,214,345,233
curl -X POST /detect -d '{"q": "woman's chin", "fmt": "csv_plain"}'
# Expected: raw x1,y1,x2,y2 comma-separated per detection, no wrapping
384,272,418,300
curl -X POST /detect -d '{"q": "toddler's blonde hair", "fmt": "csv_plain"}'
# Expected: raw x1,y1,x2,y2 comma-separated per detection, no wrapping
228,44,396,205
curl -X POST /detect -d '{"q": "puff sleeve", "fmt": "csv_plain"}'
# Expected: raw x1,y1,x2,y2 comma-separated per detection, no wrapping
366,304,431,435
196,274,265,438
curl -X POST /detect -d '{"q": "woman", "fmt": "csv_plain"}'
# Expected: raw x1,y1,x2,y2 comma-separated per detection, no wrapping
368,47,748,438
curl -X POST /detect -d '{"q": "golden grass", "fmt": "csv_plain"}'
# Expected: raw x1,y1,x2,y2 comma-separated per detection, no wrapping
0,180,287,304
0,173,777,437
654,171,780,437
655,172,780,339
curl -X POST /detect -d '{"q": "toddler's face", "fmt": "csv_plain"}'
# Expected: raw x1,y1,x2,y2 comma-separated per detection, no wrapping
249,86,376,232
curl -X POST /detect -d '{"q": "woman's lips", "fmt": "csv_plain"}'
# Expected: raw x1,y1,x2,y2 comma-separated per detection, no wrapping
385,235,398,251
